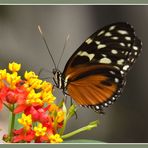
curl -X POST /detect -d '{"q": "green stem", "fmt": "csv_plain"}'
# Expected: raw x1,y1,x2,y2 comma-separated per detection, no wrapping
59,115,67,136
9,105,15,141
61,121,98,139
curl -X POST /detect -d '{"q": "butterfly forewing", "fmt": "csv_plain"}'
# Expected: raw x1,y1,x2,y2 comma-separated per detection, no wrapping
62,22,142,112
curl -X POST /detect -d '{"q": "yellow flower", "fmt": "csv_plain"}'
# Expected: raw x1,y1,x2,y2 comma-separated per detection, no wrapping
48,104,64,123
6,72,21,89
26,89,43,105
9,62,21,72
49,134,63,143
18,113,32,131
42,91,56,104
49,104,59,112
24,71,38,80
0,69,7,89
34,123,47,137
28,78,42,89
41,81,53,92
0,69,7,79
56,110,65,123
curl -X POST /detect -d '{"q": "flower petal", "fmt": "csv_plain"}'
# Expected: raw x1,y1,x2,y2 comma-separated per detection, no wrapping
14,104,27,114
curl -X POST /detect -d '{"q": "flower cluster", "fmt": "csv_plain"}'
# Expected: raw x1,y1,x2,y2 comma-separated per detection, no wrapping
0,62,64,143
0,62,98,143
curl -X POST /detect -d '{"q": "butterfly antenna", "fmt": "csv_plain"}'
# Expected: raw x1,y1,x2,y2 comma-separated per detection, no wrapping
57,34,70,69
38,25,57,69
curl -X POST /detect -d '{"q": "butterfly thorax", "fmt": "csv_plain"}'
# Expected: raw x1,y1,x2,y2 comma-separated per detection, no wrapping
53,69,67,90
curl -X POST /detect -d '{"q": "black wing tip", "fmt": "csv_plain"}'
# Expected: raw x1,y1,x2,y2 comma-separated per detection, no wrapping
99,21,135,34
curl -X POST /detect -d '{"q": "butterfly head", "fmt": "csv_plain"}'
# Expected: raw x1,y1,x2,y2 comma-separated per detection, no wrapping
52,69,63,89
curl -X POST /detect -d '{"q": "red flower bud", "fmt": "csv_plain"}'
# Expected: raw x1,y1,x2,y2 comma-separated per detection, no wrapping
3,134,10,142
6,91,18,104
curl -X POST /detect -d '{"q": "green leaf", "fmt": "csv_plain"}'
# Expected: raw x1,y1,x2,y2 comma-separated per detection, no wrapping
67,104,77,121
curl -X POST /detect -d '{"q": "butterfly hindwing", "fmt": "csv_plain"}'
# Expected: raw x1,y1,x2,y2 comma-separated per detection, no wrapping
62,22,142,112
66,64,126,112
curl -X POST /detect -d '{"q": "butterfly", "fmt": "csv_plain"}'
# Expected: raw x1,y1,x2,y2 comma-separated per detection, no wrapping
39,22,142,113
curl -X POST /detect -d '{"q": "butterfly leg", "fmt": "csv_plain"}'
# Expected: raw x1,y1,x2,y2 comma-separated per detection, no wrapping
63,91,69,96
62,90,73,106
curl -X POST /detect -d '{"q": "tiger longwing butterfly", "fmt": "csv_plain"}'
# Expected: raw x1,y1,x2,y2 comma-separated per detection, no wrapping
40,22,142,113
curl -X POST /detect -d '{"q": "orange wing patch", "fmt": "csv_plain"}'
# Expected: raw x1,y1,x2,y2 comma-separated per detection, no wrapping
67,75,117,105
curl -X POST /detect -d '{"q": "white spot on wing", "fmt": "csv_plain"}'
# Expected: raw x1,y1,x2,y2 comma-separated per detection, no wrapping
97,44,106,49
112,97,116,101
99,58,112,64
111,49,118,54
95,106,100,109
131,58,135,62
125,36,131,41
101,54,107,57
108,100,112,104
109,25,116,31
117,59,124,65
123,65,129,71
120,42,126,47
120,70,124,75
114,66,120,70
111,36,119,40
77,51,95,61
95,41,101,45
129,52,132,55
105,32,112,37
128,43,131,47
85,38,93,44
117,90,121,93
110,71,115,75
133,46,138,50
117,30,128,35
115,78,119,83
104,103,108,107
127,58,130,61
125,51,129,55
98,30,105,36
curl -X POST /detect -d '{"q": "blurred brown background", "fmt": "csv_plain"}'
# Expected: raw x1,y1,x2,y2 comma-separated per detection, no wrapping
0,5,147,143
